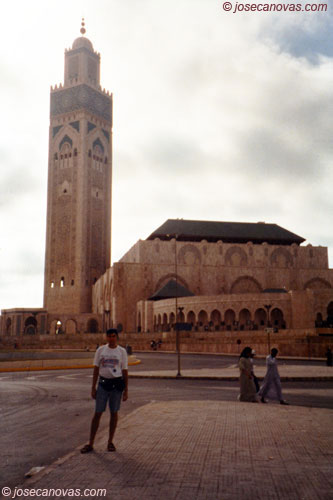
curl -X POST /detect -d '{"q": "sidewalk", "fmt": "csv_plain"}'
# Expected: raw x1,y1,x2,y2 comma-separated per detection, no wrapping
6,400,332,500
1,356,333,380
129,363,333,381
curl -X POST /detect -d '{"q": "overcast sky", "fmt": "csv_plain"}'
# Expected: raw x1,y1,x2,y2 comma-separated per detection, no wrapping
0,0,332,310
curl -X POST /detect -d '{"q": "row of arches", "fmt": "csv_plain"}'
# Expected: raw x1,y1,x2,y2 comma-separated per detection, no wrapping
49,318,100,335
152,307,286,333
167,243,327,270
4,317,100,336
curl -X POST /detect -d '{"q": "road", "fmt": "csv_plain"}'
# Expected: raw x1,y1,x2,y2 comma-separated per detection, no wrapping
0,353,332,490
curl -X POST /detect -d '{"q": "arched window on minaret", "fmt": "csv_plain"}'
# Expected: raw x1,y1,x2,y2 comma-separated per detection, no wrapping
59,143,72,169
93,144,103,171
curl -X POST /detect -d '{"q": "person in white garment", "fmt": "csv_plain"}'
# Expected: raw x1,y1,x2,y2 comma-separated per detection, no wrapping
81,329,128,453
259,348,289,405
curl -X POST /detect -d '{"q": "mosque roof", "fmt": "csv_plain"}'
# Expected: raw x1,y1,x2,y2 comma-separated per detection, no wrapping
149,279,195,301
147,219,305,246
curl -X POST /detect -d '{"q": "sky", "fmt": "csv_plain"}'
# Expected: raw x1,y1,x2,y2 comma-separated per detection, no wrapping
0,0,332,310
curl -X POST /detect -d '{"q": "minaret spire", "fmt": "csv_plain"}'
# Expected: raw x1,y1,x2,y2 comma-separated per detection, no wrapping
80,18,86,36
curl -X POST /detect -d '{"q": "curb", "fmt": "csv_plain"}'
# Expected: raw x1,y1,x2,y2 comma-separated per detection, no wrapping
128,374,333,382
0,359,141,373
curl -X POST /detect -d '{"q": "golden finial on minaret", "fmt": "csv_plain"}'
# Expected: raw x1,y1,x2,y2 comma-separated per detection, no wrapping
80,18,86,35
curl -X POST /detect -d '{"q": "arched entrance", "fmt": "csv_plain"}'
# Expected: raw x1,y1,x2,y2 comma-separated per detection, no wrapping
65,319,77,334
225,309,236,330
271,308,284,328
254,308,266,330
87,318,99,333
187,311,196,325
239,309,251,330
198,310,208,330
211,309,221,330
24,317,37,335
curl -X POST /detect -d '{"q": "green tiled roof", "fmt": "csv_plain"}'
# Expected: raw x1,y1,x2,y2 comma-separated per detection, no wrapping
147,219,305,246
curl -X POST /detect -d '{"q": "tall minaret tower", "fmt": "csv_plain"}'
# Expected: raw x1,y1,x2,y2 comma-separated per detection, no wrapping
44,20,112,314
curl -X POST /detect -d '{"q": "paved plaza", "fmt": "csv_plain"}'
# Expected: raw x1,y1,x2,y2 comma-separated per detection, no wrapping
3,398,332,500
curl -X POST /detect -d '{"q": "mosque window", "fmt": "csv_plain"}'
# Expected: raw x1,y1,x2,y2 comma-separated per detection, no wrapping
71,280,74,286
54,153,58,160
74,148,78,157
50,281,54,288
60,277,65,287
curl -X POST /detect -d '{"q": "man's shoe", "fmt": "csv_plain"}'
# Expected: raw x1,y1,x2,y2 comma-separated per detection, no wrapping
261,397,267,403
108,442,116,452
81,444,93,454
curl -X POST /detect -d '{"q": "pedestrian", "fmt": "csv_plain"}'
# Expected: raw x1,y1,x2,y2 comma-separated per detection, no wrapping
259,348,289,405
250,349,260,393
238,346,258,402
326,347,332,367
81,328,128,453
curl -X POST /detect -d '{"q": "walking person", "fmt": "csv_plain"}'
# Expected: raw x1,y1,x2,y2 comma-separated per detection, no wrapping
238,346,258,402
259,348,289,405
250,349,260,393
81,328,128,453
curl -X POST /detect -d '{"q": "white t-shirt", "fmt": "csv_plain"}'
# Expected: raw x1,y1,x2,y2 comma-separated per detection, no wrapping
93,344,128,378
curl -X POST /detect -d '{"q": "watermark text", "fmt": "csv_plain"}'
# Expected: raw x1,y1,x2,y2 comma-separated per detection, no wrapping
222,2,328,13
2,486,107,499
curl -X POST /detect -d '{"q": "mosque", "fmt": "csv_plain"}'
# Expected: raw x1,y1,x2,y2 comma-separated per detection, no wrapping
1,25,333,354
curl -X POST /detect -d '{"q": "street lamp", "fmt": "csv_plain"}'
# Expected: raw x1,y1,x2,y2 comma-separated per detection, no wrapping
176,306,184,377
167,233,182,377
264,304,272,352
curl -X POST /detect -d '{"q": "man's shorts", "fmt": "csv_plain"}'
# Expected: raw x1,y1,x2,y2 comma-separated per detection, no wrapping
95,383,123,413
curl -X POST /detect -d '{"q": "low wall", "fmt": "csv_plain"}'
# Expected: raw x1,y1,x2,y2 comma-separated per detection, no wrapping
120,329,332,357
0,329,332,357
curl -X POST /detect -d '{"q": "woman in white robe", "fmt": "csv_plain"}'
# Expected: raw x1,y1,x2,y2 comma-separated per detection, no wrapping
259,348,288,404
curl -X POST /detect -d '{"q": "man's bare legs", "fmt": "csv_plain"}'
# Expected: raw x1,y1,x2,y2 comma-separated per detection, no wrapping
89,412,103,447
108,412,118,451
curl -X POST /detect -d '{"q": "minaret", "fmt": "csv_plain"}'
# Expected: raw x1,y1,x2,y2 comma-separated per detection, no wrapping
44,20,112,314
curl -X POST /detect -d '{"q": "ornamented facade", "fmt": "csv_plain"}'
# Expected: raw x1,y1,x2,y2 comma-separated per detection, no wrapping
92,219,333,336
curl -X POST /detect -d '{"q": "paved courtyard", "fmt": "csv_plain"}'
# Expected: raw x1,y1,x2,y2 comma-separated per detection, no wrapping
8,399,332,500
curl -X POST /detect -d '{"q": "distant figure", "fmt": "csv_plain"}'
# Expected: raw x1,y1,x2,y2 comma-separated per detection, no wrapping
238,346,258,402
150,340,157,351
259,348,289,405
157,339,162,349
326,348,332,367
250,349,260,393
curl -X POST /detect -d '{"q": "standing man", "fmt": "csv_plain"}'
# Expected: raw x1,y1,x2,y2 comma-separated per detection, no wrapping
259,348,289,405
81,328,128,453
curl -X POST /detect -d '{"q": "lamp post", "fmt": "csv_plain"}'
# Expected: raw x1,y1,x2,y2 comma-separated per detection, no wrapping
167,233,183,377
264,304,272,352
174,234,183,377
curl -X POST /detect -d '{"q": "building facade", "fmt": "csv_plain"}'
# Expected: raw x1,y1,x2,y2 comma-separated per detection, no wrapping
92,219,333,336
